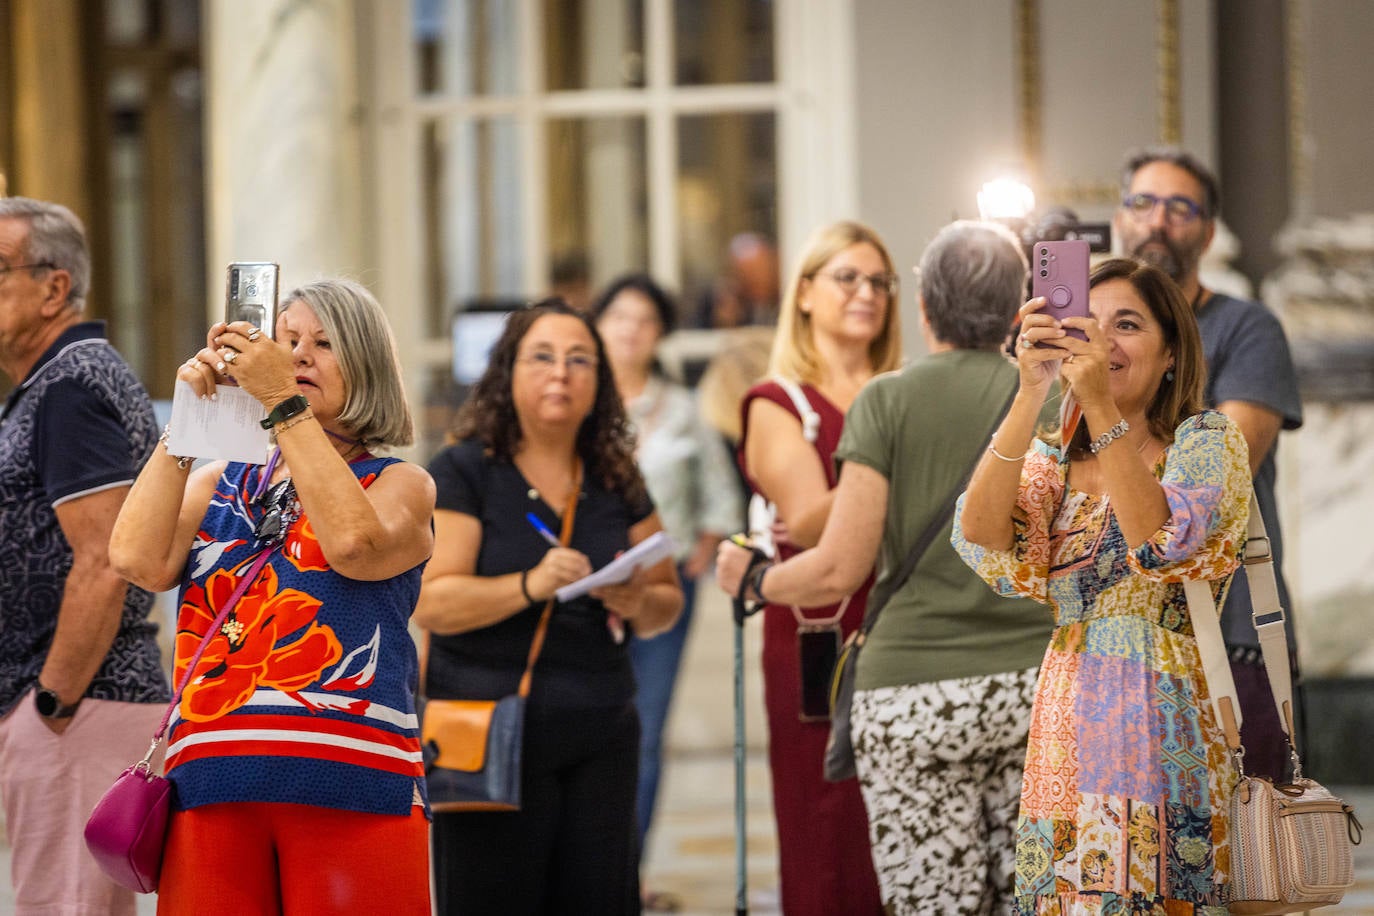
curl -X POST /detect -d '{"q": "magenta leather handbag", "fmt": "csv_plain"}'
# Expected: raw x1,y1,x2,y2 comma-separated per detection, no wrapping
83,753,174,893
84,547,272,893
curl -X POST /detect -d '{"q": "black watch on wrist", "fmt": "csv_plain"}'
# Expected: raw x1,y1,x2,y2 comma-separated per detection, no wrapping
260,394,310,429
34,683,81,719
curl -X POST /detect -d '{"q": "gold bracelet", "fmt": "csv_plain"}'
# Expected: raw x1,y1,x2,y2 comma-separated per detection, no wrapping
158,424,193,470
987,438,1026,462
272,410,316,435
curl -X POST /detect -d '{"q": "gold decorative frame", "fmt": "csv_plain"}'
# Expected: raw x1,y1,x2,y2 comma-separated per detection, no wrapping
1016,0,1183,205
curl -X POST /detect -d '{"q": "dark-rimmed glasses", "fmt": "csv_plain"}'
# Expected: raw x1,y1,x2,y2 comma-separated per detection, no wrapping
817,268,898,299
517,350,598,375
1120,193,1205,226
0,261,55,280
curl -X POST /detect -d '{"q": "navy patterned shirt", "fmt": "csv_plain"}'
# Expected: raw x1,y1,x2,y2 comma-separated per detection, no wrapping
0,321,169,714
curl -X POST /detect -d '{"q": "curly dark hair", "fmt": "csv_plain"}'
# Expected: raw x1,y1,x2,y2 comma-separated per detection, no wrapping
451,297,646,504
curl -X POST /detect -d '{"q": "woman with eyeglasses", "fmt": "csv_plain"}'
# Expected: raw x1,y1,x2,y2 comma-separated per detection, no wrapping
733,220,902,916
590,274,742,911
416,298,683,915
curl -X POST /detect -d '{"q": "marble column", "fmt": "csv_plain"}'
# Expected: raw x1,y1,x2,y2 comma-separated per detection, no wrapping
1265,215,1374,679
203,0,367,307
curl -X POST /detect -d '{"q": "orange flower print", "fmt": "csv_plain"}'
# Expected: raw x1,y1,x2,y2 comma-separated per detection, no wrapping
282,515,329,572
175,560,342,722
279,472,378,573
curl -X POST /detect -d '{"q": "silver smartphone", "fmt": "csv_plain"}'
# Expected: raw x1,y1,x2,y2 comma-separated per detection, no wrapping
224,262,280,338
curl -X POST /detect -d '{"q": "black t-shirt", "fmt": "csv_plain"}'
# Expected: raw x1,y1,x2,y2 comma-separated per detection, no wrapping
426,439,653,709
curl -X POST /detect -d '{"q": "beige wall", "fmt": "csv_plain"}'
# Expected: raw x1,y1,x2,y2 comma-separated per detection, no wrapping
852,0,1217,352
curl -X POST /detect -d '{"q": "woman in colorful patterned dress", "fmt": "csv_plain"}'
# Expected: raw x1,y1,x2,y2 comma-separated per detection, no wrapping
111,279,435,914
953,258,1251,915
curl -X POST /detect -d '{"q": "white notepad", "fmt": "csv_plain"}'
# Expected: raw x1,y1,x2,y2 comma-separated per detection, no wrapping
554,531,678,602
166,380,271,464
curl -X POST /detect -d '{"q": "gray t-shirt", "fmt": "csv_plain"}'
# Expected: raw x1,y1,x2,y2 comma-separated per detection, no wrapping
1196,292,1303,649
836,349,1052,690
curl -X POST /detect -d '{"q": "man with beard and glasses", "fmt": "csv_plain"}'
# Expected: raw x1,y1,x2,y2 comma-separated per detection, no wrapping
1115,147,1304,782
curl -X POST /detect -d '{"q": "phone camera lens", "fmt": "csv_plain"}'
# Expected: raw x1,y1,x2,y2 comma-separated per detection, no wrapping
229,268,240,296
1040,258,1048,267
1040,268,1049,278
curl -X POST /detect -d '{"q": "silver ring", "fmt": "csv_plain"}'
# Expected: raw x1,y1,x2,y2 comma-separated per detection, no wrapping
223,349,238,365
247,329,261,342
1020,334,1031,349
1066,355,1075,363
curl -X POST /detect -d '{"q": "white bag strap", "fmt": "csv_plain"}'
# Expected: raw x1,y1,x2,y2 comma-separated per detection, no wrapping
747,377,823,557
772,376,820,443
1184,490,1297,767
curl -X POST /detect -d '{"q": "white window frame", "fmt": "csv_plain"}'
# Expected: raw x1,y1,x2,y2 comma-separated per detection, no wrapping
366,0,856,390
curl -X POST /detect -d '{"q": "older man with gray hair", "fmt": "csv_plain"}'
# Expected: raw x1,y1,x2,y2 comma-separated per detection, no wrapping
717,220,1053,914
0,196,168,914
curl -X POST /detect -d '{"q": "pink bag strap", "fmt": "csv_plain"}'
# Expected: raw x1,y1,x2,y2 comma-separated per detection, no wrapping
150,547,275,744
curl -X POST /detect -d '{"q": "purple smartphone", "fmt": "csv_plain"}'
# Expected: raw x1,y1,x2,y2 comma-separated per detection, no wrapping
1031,239,1090,345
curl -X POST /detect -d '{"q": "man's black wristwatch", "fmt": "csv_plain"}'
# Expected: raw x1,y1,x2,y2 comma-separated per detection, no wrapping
260,394,310,429
34,683,81,719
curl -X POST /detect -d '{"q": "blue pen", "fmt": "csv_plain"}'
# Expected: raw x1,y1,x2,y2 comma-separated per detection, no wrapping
525,512,560,547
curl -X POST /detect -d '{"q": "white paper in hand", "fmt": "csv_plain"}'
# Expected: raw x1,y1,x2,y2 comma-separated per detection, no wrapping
166,380,271,464
554,531,678,602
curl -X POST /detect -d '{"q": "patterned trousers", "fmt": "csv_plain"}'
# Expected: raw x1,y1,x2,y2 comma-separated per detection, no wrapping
851,666,1039,916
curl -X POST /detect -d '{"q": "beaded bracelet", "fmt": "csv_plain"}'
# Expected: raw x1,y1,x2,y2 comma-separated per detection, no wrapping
158,424,194,470
1089,418,1130,454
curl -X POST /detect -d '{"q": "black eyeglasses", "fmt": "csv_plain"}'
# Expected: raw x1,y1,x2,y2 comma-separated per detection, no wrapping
0,261,55,278
1120,193,1206,226
817,268,898,298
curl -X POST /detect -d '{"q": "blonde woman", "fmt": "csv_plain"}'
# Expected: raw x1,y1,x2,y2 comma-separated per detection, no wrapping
734,220,901,916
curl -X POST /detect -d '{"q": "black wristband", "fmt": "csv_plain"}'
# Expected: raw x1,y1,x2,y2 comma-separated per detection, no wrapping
520,567,536,605
746,562,772,605
260,394,311,429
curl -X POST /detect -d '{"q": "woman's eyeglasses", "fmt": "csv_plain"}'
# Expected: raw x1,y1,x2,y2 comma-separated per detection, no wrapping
1120,192,1205,226
817,268,898,299
517,351,599,375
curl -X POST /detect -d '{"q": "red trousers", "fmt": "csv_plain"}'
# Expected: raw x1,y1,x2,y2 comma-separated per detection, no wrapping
157,802,430,915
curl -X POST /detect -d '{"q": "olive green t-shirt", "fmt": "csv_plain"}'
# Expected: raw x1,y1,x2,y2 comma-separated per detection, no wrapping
836,349,1053,690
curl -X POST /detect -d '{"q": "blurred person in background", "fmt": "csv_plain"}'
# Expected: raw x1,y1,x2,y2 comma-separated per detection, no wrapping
717,221,1053,914
591,274,742,911
730,219,903,916
0,196,169,916
695,232,781,329
1116,147,1303,781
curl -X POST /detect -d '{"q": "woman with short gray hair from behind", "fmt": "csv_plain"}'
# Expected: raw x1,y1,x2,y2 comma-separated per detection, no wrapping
717,220,1054,914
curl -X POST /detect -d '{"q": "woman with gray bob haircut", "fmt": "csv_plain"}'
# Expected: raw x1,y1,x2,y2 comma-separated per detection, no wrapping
717,220,1052,913
110,276,436,914
282,278,414,447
